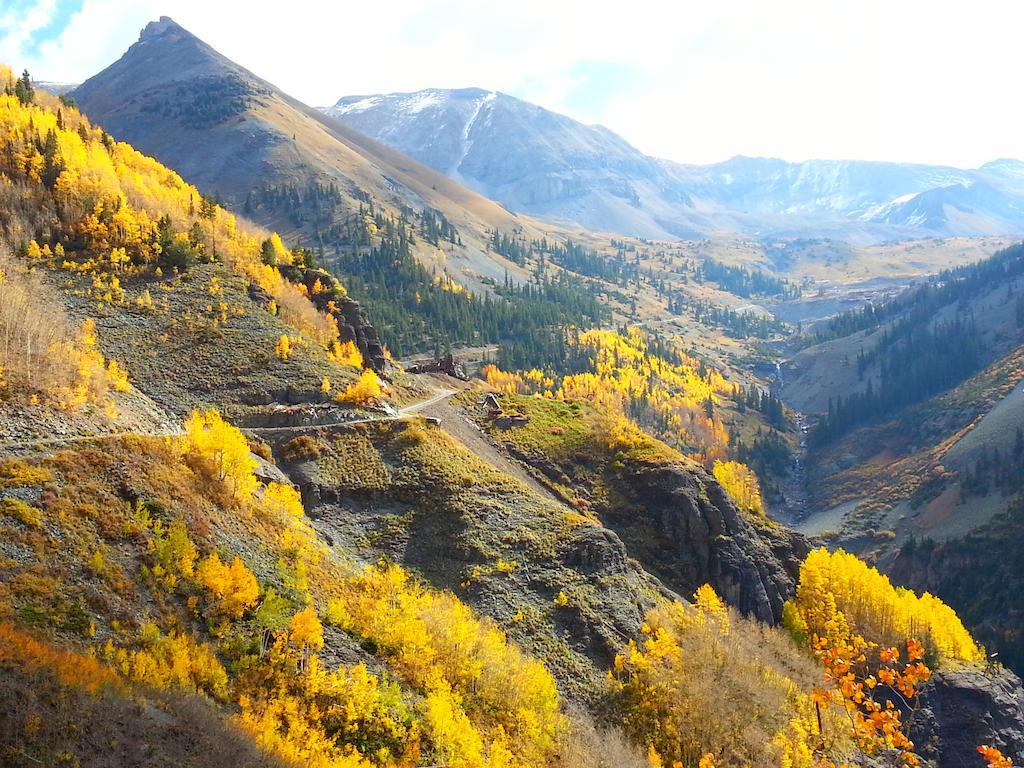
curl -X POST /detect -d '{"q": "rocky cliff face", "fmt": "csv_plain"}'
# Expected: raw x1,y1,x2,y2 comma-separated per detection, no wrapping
281,265,387,373
912,665,1024,766
601,459,808,622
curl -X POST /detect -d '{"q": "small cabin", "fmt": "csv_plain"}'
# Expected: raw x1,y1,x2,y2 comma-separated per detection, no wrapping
481,393,502,416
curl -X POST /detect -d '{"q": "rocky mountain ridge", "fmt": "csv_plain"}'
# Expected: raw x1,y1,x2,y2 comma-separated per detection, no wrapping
327,87,1024,242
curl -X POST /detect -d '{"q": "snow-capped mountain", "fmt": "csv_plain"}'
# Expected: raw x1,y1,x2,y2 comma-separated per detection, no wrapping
324,88,1024,242
328,87,699,239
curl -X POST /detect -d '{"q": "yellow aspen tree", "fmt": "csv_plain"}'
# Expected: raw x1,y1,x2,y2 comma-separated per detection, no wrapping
275,334,292,361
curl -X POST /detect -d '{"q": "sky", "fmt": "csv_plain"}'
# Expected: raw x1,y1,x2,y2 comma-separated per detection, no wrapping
1,0,1021,168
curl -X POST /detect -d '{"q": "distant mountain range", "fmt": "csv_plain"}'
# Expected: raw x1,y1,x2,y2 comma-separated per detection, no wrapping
326,88,1024,242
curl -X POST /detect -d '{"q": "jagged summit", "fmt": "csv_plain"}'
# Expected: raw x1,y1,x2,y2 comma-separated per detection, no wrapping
139,15,183,41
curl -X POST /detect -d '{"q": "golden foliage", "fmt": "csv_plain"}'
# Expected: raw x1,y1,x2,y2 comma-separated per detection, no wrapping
786,548,983,664
0,253,126,408
328,339,364,369
275,334,292,361
712,460,764,516
289,607,324,652
610,587,830,768
326,561,563,768
1,497,42,527
104,622,229,700
182,409,259,500
979,745,1014,768
0,458,53,488
148,516,198,588
0,621,120,694
338,370,383,405
810,632,931,768
197,552,261,619
237,657,413,768
0,82,342,347
482,328,735,465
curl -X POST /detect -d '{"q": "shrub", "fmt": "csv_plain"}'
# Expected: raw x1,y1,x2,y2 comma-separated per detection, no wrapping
1,497,41,527
337,370,382,405
280,435,325,463
0,459,52,488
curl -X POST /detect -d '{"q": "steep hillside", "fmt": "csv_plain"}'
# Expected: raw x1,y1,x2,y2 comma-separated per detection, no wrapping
70,18,559,296
783,242,1024,417
4,65,1024,768
327,88,1024,241
777,244,1024,679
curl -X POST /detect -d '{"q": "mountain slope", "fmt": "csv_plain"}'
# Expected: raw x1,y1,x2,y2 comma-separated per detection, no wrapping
779,244,1024,676
329,88,699,240
4,58,1024,768
327,88,1024,242
70,18,558,294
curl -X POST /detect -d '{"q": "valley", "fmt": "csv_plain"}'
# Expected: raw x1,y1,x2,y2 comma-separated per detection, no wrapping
2,10,1024,768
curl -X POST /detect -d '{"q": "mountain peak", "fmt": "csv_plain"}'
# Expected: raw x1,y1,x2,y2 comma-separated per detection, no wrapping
139,16,188,43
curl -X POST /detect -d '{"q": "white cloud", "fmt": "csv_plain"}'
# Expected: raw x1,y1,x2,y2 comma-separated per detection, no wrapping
2,0,1022,168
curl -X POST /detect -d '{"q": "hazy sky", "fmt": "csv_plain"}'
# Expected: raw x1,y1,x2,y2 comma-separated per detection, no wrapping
2,0,1021,167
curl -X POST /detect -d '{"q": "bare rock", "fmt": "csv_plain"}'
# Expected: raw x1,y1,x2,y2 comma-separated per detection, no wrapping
911,664,1024,766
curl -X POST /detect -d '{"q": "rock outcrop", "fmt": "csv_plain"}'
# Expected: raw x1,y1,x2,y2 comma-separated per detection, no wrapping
911,665,1024,766
335,296,387,373
284,265,387,373
601,459,809,622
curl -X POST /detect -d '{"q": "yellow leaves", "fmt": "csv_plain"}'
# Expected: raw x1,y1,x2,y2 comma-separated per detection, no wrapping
275,334,292,361
107,246,129,272
791,548,983,664
325,561,563,768
813,634,929,766
106,358,131,392
1,88,345,352
482,364,552,396
104,623,228,700
338,369,383,405
328,339,364,368
712,461,764,516
25,240,41,259
238,659,406,768
795,552,950,768
196,552,260,619
0,621,120,695
182,409,259,501
261,481,305,520
135,288,154,310
320,376,331,395
693,584,729,634
553,591,569,607
1,497,42,528
425,679,487,768
289,607,324,652
0,458,52,489
485,326,739,465
148,516,197,588
610,597,835,768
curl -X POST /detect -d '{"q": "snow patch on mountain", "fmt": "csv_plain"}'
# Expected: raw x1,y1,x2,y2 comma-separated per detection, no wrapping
322,87,1024,241
449,90,495,181
333,95,383,115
